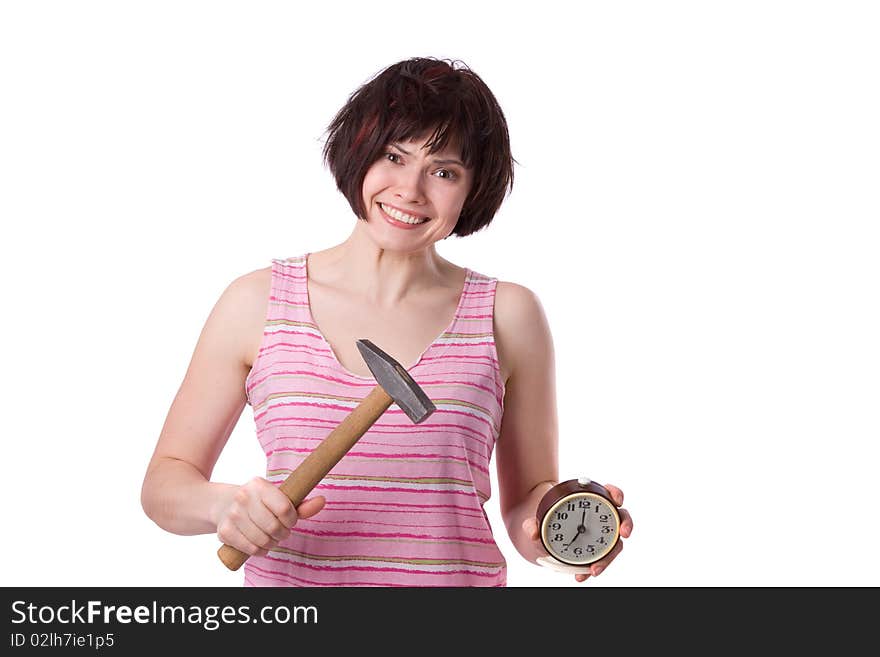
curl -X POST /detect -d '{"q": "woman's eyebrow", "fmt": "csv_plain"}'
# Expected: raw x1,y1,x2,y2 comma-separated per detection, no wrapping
390,143,464,167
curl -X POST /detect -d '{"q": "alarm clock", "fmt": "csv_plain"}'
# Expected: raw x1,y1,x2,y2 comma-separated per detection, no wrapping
536,477,621,572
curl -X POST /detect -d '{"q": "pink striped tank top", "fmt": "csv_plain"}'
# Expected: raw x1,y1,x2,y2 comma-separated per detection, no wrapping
242,254,507,586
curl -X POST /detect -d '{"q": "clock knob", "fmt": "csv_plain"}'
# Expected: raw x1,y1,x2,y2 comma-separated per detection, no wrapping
577,477,592,486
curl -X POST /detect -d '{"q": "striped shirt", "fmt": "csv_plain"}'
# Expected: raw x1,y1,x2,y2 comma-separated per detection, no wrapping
242,255,507,586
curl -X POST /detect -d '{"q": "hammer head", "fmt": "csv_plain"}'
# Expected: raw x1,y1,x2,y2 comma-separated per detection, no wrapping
356,339,436,424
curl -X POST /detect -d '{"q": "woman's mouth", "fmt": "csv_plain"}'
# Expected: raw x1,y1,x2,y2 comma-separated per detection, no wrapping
378,202,430,226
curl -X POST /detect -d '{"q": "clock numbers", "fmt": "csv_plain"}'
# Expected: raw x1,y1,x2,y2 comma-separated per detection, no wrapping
540,485,620,567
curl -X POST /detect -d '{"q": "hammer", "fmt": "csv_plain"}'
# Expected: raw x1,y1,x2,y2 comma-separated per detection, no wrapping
217,339,436,570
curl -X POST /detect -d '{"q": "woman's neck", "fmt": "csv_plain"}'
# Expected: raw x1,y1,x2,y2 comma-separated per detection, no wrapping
311,224,452,308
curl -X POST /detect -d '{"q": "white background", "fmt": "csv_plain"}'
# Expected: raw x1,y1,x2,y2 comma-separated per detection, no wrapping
1,1,878,587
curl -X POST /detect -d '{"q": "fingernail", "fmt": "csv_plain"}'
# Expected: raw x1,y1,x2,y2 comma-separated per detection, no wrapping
592,566,604,576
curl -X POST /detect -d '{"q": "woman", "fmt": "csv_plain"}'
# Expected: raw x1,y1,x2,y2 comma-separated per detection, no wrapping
141,57,633,586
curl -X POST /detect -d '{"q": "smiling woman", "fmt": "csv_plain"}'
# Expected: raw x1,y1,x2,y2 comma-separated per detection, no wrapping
361,133,472,247
140,56,633,587
322,58,514,237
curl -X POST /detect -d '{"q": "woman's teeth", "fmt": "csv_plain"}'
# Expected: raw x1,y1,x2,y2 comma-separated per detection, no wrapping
380,203,429,225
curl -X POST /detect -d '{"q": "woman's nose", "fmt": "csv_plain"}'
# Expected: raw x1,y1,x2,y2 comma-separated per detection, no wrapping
394,167,426,203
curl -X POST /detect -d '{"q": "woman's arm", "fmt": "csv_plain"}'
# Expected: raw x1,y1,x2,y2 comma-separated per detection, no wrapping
493,282,633,581
141,269,324,555
141,270,264,533
493,282,560,564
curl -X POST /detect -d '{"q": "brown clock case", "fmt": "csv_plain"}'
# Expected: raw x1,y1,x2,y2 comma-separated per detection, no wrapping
536,478,619,564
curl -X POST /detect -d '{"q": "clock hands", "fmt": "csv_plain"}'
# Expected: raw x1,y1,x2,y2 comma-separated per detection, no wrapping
537,481,622,568
563,511,589,550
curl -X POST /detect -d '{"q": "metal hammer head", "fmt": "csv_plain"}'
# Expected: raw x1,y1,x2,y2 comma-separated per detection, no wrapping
356,339,436,424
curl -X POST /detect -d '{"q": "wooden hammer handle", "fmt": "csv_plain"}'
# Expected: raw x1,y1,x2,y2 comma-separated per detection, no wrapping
217,385,394,571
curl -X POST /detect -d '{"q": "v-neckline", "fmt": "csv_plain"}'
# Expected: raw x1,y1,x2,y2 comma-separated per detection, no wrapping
300,253,471,380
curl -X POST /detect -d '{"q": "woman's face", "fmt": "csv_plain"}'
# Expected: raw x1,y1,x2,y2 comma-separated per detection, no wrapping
359,134,473,252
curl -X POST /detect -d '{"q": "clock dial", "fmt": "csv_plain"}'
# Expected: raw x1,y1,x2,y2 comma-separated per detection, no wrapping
540,492,620,565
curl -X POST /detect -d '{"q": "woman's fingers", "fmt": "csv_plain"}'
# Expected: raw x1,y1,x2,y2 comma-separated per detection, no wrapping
522,516,540,542
250,498,292,543
618,507,634,538
603,483,633,536
216,479,331,557
296,496,326,519
603,483,624,507
589,537,624,577
217,511,272,556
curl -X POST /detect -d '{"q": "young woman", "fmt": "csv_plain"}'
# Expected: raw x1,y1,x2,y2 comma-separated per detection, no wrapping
141,57,633,586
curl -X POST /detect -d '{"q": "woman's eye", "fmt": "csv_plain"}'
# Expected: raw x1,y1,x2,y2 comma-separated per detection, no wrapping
383,153,457,180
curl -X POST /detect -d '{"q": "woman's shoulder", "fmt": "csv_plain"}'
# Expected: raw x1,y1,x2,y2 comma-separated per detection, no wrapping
208,265,273,338
226,265,273,301
492,280,553,381
212,265,274,369
494,280,546,322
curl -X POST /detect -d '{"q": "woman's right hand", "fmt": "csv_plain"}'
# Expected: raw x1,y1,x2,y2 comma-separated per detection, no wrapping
214,477,325,557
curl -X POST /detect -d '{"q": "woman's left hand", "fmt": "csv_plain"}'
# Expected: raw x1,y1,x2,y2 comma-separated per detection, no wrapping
522,482,633,583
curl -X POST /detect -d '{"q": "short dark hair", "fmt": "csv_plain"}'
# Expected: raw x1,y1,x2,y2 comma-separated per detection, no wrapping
322,57,515,237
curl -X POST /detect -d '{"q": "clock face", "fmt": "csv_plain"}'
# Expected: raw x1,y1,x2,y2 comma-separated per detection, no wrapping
540,492,620,565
